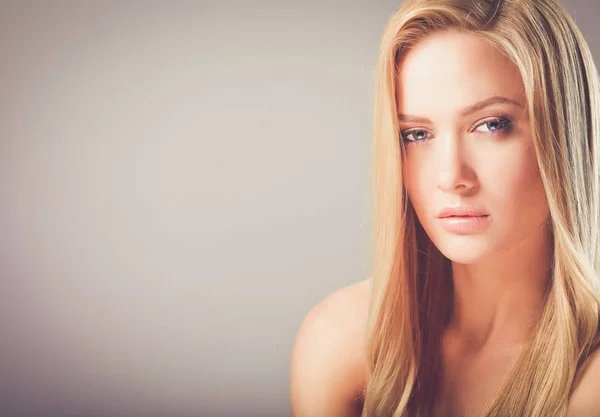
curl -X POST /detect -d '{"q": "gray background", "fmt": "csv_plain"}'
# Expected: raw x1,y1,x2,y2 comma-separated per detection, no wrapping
0,1,597,416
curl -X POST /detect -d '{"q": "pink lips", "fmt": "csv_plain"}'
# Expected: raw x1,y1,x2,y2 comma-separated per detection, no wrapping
437,206,490,234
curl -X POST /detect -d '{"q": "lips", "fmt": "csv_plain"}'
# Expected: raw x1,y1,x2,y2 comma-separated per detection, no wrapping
437,206,489,218
436,206,490,234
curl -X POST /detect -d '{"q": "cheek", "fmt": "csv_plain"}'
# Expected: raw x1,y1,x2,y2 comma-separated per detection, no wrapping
403,159,433,214
484,146,548,221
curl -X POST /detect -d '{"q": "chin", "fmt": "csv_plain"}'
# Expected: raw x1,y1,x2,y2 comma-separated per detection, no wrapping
431,235,494,265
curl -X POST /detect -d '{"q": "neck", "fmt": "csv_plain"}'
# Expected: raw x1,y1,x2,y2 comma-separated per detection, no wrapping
446,224,553,350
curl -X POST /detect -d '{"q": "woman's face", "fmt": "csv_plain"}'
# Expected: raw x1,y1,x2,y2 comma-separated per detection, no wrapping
397,31,550,264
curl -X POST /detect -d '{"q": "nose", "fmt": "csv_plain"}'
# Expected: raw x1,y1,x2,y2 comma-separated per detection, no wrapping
436,135,477,194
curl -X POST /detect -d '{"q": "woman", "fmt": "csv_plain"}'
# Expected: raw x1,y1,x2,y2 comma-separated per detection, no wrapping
290,0,600,416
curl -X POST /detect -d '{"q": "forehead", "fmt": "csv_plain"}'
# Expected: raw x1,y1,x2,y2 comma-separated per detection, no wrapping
396,31,525,116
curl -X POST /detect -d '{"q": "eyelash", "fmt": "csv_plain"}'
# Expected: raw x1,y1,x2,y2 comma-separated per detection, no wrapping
399,115,514,145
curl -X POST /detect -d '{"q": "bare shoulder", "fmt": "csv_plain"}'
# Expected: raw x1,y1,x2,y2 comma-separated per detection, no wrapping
567,347,600,417
290,279,371,417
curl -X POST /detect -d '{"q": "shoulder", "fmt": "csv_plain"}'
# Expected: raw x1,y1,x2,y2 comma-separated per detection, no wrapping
567,347,600,417
290,279,371,417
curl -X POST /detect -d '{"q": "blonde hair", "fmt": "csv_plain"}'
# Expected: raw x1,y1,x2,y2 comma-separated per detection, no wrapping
363,0,600,415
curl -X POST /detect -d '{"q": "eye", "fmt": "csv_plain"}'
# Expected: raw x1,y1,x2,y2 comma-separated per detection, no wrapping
401,129,431,143
473,117,513,134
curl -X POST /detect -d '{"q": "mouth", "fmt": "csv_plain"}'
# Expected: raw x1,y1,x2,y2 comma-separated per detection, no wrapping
437,206,489,219
437,214,491,233
439,214,489,219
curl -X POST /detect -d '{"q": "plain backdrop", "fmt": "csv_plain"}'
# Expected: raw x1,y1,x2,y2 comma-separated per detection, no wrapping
0,1,598,416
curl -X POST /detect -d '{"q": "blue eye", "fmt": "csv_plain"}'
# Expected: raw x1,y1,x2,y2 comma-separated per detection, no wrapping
400,116,513,145
474,117,513,134
401,129,431,143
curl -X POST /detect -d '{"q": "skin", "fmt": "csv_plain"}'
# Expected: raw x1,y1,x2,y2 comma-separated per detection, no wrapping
290,29,600,417
399,29,552,340
397,30,551,415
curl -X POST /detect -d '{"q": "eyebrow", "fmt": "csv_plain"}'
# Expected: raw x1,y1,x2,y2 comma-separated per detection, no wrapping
397,96,524,123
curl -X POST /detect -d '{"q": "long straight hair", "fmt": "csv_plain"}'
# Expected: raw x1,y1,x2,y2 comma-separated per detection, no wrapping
363,0,600,415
